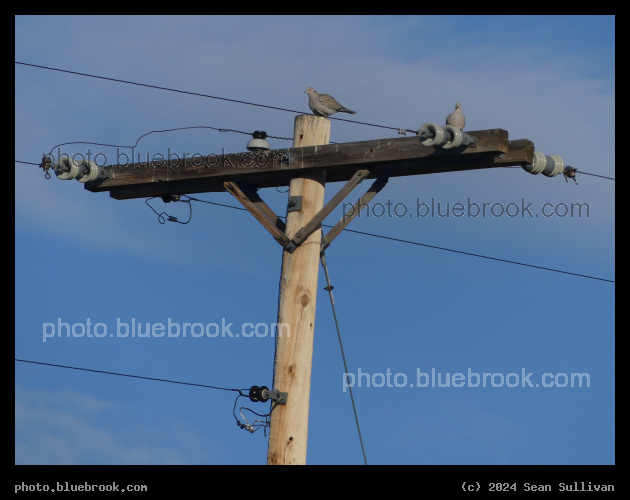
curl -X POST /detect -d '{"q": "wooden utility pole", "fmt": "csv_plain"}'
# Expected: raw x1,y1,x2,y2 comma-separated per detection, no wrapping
71,120,537,464
266,115,329,465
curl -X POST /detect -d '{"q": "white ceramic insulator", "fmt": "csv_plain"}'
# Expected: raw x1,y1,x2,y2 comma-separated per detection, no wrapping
542,154,564,177
77,160,101,183
246,138,270,151
420,123,445,147
53,157,81,180
522,151,547,175
442,125,463,149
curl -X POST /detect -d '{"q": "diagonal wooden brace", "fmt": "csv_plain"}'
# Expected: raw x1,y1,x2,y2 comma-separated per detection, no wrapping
285,169,371,253
224,180,290,247
320,174,390,253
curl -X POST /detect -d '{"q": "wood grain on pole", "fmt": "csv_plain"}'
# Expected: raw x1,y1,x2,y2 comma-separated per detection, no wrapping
266,114,329,465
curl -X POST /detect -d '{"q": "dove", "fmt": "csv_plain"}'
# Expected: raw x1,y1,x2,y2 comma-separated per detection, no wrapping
446,102,466,130
305,87,356,117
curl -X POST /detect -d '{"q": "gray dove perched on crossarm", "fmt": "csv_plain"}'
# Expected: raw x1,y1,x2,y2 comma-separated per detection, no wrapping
305,87,356,117
446,101,466,130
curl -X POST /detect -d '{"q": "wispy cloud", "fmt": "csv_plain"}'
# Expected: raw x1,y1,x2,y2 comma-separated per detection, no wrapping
15,386,210,465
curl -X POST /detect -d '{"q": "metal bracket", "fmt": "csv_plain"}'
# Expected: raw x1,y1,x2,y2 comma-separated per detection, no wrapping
287,195,302,212
40,155,53,179
248,385,287,405
265,389,288,405
280,152,296,166
563,166,578,185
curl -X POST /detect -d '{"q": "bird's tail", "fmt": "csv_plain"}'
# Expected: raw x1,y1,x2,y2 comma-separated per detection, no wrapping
340,108,357,114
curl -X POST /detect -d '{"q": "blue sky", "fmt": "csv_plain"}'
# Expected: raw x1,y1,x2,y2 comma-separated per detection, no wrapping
15,15,614,465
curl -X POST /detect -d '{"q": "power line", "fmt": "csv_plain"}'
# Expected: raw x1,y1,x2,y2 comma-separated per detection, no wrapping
503,165,614,182
342,226,614,283
19,157,615,184
186,196,615,284
43,126,292,158
578,171,615,181
9,171,615,283
15,358,248,393
14,62,614,283
16,61,303,113
16,61,614,181
15,61,404,132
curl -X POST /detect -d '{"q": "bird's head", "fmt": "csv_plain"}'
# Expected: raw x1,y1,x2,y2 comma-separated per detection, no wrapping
305,87,316,95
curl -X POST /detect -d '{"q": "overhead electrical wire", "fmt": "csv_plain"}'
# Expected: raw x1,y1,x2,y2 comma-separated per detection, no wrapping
11,162,614,284
15,61,614,463
14,61,614,283
185,196,615,284
15,61,401,132
15,358,248,393
16,358,272,435
15,61,613,181
42,126,292,158
123,192,615,284
502,165,614,181
574,171,615,181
